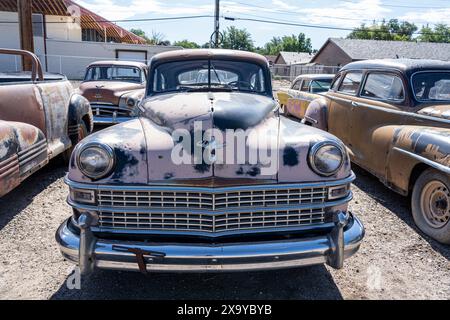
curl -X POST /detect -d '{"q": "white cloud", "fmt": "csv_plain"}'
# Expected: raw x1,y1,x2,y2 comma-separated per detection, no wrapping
400,9,450,26
76,0,214,20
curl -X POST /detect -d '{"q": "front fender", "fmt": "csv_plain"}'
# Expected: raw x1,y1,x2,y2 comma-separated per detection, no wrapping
68,94,93,135
303,97,328,131
68,119,147,184
386,126,450,194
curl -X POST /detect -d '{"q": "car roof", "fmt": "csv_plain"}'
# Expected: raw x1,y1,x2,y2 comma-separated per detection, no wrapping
150,49,269,67
341,59,450,76
88,60,147,68
293,74,335,82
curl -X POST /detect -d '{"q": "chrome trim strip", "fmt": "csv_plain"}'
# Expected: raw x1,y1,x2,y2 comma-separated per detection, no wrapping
17,139,46,157
393,147,450,175
64,172,356,193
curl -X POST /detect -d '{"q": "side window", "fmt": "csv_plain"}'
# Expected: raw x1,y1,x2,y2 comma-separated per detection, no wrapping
301,80,311,92
338,71,363,95
292,80,301,90
362,73,405,102
331,74,342,91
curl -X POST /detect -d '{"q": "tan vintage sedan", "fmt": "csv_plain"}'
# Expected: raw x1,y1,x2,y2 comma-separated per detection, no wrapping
79,60,148,125
277,74,334,119
305,59,450,244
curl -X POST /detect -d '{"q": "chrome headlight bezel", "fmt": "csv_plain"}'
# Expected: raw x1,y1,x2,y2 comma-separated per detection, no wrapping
76,143,115,180
309,141,345,177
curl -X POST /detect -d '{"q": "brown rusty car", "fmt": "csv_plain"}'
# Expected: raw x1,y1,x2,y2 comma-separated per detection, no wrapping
0,49,93,197
56,49,364,275
304,59,450,244
79,60,148,125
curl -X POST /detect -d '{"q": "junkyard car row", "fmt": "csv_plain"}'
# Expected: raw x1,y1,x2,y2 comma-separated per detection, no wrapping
0,47,448,279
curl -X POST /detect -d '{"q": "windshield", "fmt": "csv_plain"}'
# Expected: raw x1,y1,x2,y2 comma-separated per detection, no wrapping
84,66,142,83
310,79,332,93
151,59,268,95
412,72,450,102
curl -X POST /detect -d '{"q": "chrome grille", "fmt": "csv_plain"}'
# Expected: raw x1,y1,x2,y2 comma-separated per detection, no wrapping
95,186,330,234
97,187,327,210
98,208,326,233
92,104,131,118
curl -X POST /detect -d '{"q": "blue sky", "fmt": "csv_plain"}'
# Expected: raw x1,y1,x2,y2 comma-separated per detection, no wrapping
77,0,450,50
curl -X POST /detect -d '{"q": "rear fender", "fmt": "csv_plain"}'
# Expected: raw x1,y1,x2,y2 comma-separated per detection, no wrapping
68,93,93,141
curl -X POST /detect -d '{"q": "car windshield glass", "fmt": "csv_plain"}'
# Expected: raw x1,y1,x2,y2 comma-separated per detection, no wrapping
412,72,450,101
84,66,142,83
310,79,332,93
151,59,267,95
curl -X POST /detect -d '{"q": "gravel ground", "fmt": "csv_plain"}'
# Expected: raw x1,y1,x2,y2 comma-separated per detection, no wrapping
0,156,448,300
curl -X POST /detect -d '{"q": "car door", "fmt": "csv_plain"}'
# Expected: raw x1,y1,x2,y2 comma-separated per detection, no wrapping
349,71,407,177
285,79,302,117
327,71,364,151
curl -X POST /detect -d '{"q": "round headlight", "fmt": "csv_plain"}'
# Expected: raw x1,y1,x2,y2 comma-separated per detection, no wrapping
127,98,136,107
309,142,345,176
77,144,114,179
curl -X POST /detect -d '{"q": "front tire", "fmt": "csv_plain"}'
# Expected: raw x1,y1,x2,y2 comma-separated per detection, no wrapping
412,168,450,244
62,120,88,164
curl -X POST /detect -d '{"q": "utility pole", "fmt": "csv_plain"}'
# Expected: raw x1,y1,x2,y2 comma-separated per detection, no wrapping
17,0,34,71
214,0,220,48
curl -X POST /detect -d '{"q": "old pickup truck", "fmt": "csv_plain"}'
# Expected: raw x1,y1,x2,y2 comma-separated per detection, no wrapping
304,59,450,244
56,49,364,275
0,48,93,197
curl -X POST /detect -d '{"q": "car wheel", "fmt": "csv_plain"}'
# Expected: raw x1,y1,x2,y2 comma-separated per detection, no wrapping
62,120,88,164
411,168,450,244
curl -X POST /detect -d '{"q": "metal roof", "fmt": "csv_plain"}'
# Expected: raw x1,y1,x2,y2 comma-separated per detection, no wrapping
0,0,146,44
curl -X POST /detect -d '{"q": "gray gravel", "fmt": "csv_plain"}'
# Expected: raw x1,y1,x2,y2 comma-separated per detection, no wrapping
0,158,448,300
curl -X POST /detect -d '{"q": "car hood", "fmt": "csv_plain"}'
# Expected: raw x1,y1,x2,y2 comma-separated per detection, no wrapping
68,93,351,185
79,81,144,105
417,104,450,120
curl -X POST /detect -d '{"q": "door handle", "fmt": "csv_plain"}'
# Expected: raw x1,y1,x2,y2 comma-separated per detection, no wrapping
351,101,359,107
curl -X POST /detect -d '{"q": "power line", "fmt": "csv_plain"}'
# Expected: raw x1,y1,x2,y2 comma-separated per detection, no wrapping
223,15,444,36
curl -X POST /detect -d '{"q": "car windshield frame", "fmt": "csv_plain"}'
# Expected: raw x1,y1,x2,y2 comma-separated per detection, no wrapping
83,65,143,83
148,58,272,97
411,71,450,102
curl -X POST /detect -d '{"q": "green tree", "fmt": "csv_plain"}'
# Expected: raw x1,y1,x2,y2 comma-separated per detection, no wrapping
173,40,200,49
418,24,450,43
347,19,418,41
260,33,313,55
129,28,151,44
221,26,254,51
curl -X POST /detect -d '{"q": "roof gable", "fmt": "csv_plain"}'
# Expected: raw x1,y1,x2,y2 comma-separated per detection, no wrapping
275,51,313,65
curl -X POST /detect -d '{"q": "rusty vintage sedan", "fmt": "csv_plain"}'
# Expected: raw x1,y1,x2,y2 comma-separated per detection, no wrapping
56,49,364,275
0,48,93,197
277,74,334,120
78,60,148,125
305,59,450,244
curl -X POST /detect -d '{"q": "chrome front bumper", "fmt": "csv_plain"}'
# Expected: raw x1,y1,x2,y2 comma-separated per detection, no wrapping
56,211,364,274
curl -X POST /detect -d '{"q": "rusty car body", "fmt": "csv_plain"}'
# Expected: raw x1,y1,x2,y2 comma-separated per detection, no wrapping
56,49,364,275
0,48,93,197
78,60,148,125
304,59,450,244
277,74,334,120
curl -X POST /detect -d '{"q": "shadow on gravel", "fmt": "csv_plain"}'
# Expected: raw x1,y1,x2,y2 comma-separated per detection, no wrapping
352,165,450,261
0,158,66,231
51,265,343,300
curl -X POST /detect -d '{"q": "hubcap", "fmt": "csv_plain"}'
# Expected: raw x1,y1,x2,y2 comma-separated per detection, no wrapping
420,180,450,229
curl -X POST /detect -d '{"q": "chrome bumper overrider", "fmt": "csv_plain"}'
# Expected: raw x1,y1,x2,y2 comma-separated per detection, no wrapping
56,211,364,274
